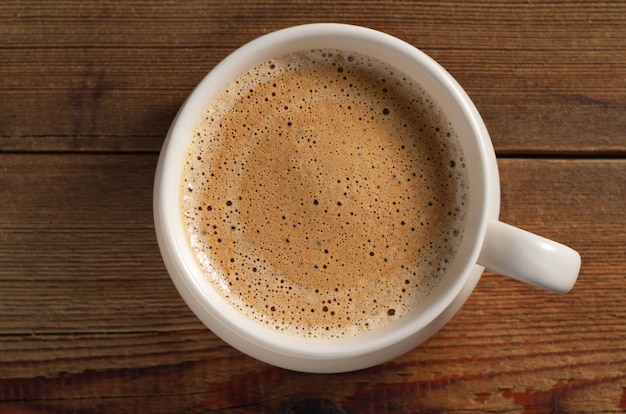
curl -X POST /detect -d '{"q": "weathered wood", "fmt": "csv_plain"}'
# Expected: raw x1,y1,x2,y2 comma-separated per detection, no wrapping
1,0,625,412
0,155,624,412
1,1,625,153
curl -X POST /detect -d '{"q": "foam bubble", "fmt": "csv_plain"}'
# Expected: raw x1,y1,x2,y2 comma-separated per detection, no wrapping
181,49,468,338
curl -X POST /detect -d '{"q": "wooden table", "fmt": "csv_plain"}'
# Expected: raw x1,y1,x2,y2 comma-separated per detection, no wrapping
1,1,624,412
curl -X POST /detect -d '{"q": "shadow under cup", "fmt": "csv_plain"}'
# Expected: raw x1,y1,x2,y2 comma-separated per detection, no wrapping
154,24,497,373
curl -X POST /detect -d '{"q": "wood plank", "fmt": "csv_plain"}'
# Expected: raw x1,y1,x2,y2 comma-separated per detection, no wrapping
0,154,199,334
2,1,625,50
0,154,624,411
1,1,625,153
0,47,216,148
1,0,624,411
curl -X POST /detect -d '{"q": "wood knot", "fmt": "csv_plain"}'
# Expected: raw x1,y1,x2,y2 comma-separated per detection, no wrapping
282,397,348,414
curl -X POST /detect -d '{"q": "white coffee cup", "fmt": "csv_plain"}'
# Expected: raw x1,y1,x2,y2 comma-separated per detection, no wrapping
153,23,581,373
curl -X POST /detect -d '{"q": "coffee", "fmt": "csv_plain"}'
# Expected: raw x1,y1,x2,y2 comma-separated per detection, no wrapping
180,49,468,338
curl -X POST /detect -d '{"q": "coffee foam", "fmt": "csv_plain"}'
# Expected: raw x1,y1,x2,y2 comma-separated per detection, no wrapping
181,49,468,338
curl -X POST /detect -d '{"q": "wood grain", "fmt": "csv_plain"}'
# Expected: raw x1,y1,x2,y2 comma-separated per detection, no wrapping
0,154,624,412
1,0,625,412
1,0,625,153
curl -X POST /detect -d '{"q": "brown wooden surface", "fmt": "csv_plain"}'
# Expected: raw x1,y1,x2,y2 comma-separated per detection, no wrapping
1,1,625,413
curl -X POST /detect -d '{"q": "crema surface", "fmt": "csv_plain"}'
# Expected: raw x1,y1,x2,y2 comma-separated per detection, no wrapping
181,49,468,338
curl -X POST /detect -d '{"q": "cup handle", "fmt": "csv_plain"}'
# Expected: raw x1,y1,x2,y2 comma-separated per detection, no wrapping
477,219,581,293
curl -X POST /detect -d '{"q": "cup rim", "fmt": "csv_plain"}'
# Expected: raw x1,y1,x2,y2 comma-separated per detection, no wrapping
154,23,496,370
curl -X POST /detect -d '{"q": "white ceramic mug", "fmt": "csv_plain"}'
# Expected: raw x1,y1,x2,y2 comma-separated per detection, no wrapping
153,23,581,373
